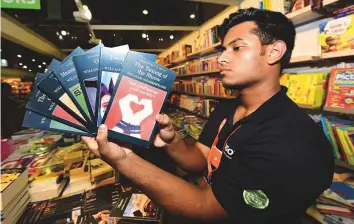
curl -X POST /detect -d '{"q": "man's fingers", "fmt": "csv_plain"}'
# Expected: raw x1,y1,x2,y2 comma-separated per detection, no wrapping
156,114,173,130
96,124,111,156
81,136,102,158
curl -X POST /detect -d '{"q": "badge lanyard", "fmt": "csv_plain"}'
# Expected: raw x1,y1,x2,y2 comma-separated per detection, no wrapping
203,118,242,186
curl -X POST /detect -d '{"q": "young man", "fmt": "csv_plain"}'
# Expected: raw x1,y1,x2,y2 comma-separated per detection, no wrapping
82,8,334,223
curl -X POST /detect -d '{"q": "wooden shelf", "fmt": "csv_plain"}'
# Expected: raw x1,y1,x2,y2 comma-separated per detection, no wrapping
286,5,323,26
297,104,319,109
177,70,220,78
335,159,354,171
323,106,354,115
167,102,208,119
173,91,236,99
321,50,354,59
186,42,221,58
323,0,339,6
290,56,320,64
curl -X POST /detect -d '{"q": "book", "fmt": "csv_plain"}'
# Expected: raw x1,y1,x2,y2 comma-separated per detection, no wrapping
102,51,176,147
96,45,130,127
1,184,29,220
37,59,89,127
26,72,90,133
110,192,162,223
0,168,28,211
22,110,93,136
54,46,102,131
17,201,49,224
73,44,103,121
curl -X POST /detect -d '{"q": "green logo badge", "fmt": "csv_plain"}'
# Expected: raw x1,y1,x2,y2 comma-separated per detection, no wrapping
243,190,269,209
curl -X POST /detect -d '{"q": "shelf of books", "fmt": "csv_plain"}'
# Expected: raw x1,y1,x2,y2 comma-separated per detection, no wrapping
322,49,354,60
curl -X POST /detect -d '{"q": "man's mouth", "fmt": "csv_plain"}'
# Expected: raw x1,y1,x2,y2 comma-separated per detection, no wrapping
220,68,231,76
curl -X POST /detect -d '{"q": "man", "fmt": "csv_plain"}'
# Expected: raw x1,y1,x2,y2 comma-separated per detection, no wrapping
83,8,334,223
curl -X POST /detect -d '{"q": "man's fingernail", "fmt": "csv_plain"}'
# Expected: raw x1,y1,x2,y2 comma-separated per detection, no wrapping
98,124,107,132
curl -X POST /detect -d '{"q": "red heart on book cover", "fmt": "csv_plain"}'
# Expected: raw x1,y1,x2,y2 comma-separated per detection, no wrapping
130,101,145,114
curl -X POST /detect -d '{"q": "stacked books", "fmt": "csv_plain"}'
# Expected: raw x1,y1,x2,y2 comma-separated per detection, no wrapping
1,168,30,224
316,173,354,222
22,44,176,148
321,116,354,164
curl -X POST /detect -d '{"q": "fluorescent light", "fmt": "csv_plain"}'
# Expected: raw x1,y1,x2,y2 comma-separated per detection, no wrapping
56,32,59,36
190,14,195,19
17,54,22,58
38,65,42,68
143,9,148,15
142,33,147,38
114,34,116,36
170,35,174,40
147,37,149,41
61,30,67,36
19,63,23,66
1,59,8,67
59,35,63,40
22,65,27,69
29,69,32,72
42,62,46,65
32,59,35,62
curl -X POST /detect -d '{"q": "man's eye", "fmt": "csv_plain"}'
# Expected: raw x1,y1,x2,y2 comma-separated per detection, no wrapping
233,46,241,51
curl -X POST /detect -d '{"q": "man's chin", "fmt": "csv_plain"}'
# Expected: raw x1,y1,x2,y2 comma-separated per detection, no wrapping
222,81,246,90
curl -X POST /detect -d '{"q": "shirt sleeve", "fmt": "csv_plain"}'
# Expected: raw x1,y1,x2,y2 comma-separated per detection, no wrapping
210,140,309,224
198,100,232,148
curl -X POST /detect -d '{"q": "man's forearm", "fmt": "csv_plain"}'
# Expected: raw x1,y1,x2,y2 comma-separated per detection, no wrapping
165,134,207,174
111,153,223,221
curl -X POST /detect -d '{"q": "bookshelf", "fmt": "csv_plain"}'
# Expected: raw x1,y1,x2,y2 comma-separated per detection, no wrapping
323,106,354,115
297,104,320,109
289,56,320,64
168,102,209,119
321,49,354,59
173,91,236,99
177,70,221,78
168,42,221,68
334,159,354,171
286,5,323,26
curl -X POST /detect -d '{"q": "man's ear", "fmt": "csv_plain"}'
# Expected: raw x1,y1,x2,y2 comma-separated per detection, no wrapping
267,40,287,65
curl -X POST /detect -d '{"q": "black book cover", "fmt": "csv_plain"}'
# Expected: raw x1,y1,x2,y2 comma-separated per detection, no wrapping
26,72,90,133
73,44,103,126
17,201,48,224
37,59,89,127
110,192,162,223
96,45,130,128
54,47,100,131
102,51,176,147
22,110,93,136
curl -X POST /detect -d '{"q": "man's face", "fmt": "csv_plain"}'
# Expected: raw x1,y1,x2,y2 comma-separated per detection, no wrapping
218,21,267,90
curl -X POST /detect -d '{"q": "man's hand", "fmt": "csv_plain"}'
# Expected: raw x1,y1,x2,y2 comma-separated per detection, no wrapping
154,114,178,147
82,124,132,164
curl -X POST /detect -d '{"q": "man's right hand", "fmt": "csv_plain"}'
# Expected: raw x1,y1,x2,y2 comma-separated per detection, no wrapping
154,114,178,147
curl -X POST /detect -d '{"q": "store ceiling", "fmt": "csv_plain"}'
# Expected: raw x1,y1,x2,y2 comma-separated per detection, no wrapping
1,0,227,69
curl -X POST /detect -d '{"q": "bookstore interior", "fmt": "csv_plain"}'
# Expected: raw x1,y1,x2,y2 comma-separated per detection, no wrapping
1,0,354,223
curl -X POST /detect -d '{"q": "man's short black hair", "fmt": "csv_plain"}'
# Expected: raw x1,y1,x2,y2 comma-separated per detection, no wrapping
219,8,296,70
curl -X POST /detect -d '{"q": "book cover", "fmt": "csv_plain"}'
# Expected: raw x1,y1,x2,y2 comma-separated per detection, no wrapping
110,192,161,222
37,59,89,127
17,201,48,224
1,154,35,169
73,44,103,121
26,72,90,133
22,110,93,136
54,46,101,131
96,45,130,127
103,51,176,147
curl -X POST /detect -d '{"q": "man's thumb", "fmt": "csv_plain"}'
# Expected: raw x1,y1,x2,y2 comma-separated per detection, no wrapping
96,124,109,151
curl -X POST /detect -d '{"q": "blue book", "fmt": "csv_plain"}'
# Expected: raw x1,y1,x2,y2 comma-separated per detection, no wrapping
52,47,98,131
73,44,103,122
22,110,92,136
37,59,88,127
103,51,176,147
26,73,90,133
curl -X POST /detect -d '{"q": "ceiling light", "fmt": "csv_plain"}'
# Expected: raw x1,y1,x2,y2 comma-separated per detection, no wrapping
147,37,149,41
61,30,67,36
67,32,70,35
1,59,8,67
29,69,32,72
142,33,147,38
22,65,27,69
114,34,116,36
32,59,35,62
15,14,18,18
56,32,59,36
170,35,174,40
143,9,148,15
19,63,23,66
71,36,74,39
59,35,63,40
17,54,22,58
45,69,48,72
42,62,46,65
38,65,42,68
190,14,195,19
89,34,92,37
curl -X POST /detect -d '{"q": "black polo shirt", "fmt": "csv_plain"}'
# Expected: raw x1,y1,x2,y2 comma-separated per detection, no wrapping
198,87,334,224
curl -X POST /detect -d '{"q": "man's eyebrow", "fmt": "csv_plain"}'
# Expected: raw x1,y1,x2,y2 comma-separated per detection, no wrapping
225,38,244,47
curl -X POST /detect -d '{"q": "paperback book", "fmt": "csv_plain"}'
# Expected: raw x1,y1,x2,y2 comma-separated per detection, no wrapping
103,51,176,147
